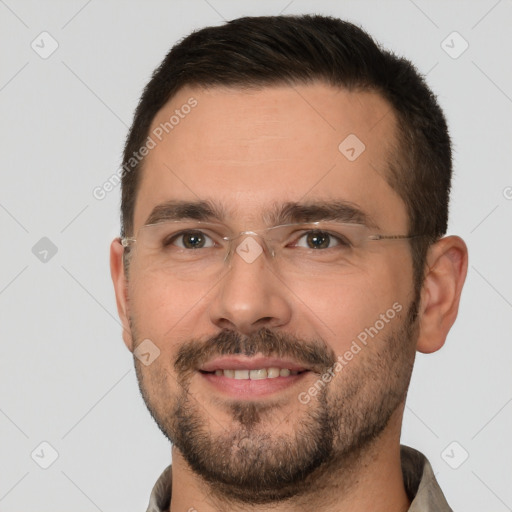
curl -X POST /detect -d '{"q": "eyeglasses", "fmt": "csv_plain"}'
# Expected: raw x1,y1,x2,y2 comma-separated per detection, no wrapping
121,220,419,280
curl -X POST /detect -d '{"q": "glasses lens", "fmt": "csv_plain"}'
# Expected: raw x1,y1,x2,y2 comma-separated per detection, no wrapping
129,221,388,279
265,222,371,273
130,222,227,278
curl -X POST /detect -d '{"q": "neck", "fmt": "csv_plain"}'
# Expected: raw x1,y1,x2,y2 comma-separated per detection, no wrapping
168,408,410,512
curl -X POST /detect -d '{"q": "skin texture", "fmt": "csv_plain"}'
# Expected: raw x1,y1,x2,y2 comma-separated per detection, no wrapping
110,83,468,512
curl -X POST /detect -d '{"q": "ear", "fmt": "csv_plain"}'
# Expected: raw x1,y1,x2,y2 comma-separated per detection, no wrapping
416,236,468,354
110,238,134,352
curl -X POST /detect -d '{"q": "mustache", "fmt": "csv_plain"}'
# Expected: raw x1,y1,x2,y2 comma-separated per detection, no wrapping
174,328,337,375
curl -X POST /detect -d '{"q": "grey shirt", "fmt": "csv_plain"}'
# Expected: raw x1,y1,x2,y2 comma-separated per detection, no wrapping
146,445,453,512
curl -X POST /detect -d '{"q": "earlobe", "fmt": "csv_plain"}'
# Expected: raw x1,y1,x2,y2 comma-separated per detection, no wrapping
110,238,134,352
416,236,468,354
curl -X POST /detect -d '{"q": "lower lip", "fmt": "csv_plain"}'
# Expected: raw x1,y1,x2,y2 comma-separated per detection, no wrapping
199,371,310,399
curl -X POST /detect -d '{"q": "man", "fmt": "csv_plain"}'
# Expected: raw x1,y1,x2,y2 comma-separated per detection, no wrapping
110,14,467,512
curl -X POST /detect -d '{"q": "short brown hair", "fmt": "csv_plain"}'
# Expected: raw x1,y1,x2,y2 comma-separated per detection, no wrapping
120,14,452,291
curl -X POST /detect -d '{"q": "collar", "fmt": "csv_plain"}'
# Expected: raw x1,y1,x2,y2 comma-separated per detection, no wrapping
146,444,453,512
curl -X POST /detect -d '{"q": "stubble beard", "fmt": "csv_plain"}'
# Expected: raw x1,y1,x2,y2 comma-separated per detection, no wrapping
133,302,418,505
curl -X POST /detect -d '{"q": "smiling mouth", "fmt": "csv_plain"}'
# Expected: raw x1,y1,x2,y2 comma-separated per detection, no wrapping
197,355,314,398
200,368,308,380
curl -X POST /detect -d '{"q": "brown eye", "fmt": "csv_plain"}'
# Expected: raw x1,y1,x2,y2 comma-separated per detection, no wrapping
295,230,349,249
306,231,331,249
167,231,214,249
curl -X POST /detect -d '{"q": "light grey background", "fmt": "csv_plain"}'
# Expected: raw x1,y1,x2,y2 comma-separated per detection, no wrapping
0,0,511,510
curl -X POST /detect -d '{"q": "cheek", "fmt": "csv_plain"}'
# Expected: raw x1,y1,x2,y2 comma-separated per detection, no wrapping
127,268,212,344
290,250,414,352
125,245,415,359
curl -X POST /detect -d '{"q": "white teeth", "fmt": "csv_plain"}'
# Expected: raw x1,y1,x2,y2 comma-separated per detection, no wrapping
250,369,267,380
267,367,280,378
211,368,302,379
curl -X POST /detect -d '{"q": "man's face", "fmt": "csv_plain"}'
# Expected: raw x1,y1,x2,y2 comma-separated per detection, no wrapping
122,83,419,502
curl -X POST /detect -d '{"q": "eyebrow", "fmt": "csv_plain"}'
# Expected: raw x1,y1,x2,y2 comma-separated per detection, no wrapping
144,199,377,229
145,200,225,225
264,200,378,228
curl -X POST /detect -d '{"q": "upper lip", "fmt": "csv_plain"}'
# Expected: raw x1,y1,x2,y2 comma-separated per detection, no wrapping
199,355,309,372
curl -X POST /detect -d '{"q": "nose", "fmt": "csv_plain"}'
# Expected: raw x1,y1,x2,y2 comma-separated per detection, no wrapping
208,235,293,335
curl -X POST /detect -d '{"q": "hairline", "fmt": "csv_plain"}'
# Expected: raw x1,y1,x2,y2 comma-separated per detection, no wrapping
124,80,410,237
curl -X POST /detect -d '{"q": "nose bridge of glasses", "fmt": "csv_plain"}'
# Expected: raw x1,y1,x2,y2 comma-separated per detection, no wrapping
225,229,277,264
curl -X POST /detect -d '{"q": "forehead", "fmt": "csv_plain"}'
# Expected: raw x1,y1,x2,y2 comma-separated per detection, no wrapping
134,82,407,231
